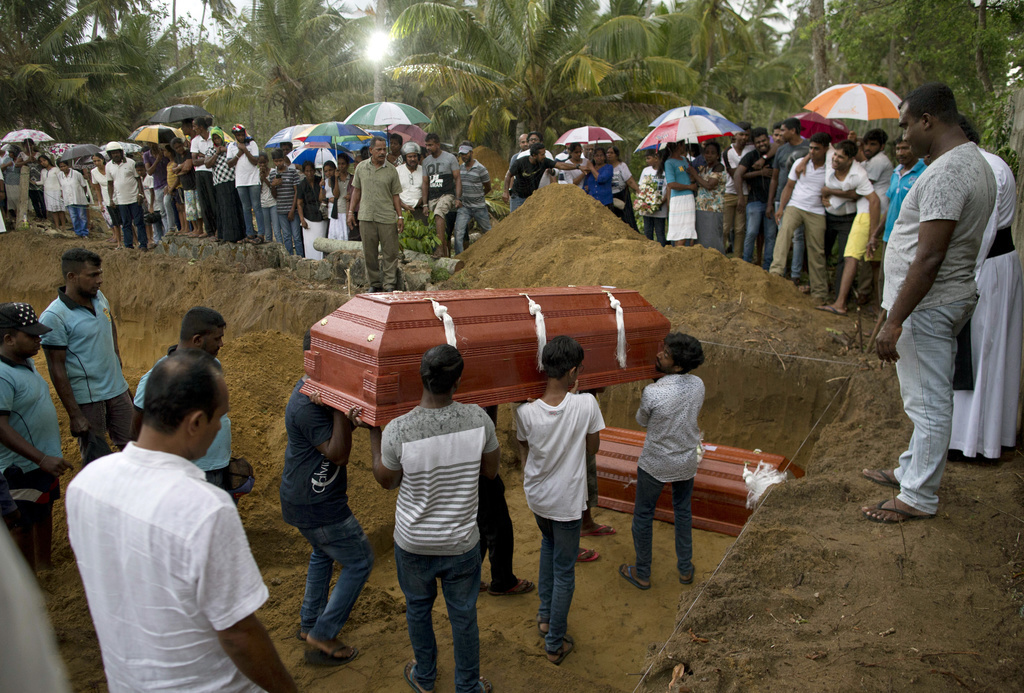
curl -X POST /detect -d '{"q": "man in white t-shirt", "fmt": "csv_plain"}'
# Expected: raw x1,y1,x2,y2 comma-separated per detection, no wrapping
817,140,880,315
190,116,218,236
772,132,832,302
397,142,425,220
722,121,753,254
374,345,498,693
66,350,296,693
103,143,147,250
861,129,894,217
227,124,265,242
515,336,604,666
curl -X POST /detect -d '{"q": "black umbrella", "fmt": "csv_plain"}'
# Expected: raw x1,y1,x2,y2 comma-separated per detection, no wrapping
148,103,212,124
58,143,102,162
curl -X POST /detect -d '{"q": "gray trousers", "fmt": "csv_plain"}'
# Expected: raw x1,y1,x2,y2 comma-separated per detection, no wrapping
79,389,134,456
360,220,401,290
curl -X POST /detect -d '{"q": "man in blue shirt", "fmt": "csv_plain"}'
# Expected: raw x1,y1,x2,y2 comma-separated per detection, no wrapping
874,135,925,300
0,302,73,572
282,331,373,667
39,248,132,459
131,307,233,490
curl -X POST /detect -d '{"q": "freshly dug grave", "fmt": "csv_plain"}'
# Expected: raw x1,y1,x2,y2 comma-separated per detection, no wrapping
2,180,1021,693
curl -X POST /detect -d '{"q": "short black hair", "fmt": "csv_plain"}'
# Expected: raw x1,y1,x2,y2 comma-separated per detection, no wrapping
809,132,832,147
750,127,769,141
894,133,906,146
542,335,584,379
528,131,543,140
900,82,959,125
425,133,441,144
781,117,802,133
61,247,102,277
529,142,545,156
835,140,858,158
702,140,720,155
663,333,704,373
736,121,752,131
420,345,464,394
772,121,783,131
958,114,981,144
862,128,888,147
389,133,403,145
567,143,582,154
180,307,225,341
270,148,285,161
302,161,316,171
142,349,224,434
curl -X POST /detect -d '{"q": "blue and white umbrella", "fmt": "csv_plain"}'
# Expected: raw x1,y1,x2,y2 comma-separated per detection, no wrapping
265,124,317,148
288,145,351,167
649,105,728,128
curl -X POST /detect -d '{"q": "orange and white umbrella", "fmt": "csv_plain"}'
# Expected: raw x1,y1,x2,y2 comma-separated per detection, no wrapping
803,83,901,121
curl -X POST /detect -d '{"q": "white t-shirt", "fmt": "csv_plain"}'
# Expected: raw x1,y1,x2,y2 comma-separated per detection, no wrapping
515,392,605,522
638,165,669,219
66,443,268,693
227,141,260,187
610,162,633,194
90,167,111,206
191,134,213,173
824,162,874,216
59,169,90,206
724,143,755,195
398,164,424,207
786,159,827,215
105,159,141,205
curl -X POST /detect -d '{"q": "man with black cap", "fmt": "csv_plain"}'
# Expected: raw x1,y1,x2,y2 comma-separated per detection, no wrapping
0,302,74,573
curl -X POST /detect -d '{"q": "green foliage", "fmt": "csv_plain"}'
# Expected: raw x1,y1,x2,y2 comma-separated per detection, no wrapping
399,210,439,254
485,186,509,220
430,265,451,283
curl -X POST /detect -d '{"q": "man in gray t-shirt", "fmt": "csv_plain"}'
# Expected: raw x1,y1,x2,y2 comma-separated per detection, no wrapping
863,83,996,524
421,133,462,258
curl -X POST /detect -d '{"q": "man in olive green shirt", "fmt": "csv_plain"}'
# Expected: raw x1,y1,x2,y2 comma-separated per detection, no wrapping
348,137,404,293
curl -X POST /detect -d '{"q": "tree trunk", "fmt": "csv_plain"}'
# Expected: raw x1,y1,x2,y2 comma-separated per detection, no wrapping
172,0,179,67
810,0,829,94
195,0,207,63
976,0,994,93
373,0,388,102
887,34,896,89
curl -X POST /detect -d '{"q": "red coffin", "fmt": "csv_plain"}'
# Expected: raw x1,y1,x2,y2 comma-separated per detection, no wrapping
301,287,671,426
596,428,804,537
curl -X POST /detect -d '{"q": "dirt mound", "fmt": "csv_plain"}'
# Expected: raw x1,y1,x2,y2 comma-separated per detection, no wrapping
472,145,509,183
457,183,852,357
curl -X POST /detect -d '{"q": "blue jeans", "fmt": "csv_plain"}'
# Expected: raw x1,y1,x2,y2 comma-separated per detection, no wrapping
509,194,525,212
631,467,693,582
453,205,492,254
534,514,580,654
395,544,481,693
118,202,146,249
236,185,265,239
297,514,374,642
276,209,304,255
68,205,88,237
260,205,280,242
643,216,667,246
893,300,975,514
743,200,777,270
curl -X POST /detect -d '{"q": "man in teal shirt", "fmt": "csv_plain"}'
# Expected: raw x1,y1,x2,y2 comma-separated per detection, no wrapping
0,302,73,572
873,135,925,300
131,307,233,490
40,248,131,459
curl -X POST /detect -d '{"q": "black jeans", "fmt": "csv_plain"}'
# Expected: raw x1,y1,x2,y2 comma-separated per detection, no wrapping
28,189,46,219
477,473,518,591
825,212,856,299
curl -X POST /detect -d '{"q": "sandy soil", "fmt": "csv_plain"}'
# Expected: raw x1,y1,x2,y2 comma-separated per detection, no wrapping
2,185,1021,693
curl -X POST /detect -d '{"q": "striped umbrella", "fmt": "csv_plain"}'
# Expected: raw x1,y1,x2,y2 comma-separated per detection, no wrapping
554,126,624,145
344,102,430,127
636,114,744,151
649,106,727,128
2,128,54,144
265,124,317,148
803,83,901,121
288,146,350,167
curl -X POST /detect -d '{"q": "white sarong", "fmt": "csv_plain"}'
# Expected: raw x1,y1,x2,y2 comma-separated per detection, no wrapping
666,194,696,242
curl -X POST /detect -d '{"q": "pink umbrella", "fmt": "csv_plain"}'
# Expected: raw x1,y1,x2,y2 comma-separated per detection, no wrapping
792,112,849,142
389,124,428,146
555,126,624,145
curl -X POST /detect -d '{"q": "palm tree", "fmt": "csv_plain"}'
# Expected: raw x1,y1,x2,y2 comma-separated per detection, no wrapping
389,0,696,150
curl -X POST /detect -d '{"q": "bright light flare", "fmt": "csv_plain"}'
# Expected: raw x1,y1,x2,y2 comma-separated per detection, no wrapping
366,31,391,63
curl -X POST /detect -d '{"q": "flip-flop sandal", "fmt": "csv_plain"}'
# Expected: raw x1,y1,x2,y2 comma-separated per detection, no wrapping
304,644,358,667
477,676,493,692
295,628,307,641
815,305,847,316
546,634,574,666
862,500,935,524
581,524,616,537
479,581,490,593
576,548,600,563
404,660,435,692
679,569,694,585
536,614,549,636
488,579,535,596
862,469,900,490
619,564,650,590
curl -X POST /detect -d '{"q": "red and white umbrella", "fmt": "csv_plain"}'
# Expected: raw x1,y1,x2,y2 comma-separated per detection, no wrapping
2,128,55,144
555,126,624,145
803,83,901,121
635,114,743,151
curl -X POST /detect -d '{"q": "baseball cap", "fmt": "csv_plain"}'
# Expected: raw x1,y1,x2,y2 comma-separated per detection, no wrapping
231,124,246,134
458,145,473,155
0,303,52,336
104,141,123,152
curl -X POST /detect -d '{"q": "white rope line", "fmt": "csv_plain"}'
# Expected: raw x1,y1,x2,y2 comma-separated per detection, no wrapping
520,293,547,371
604,290,627,368
629,371,854,693
429,299,458,347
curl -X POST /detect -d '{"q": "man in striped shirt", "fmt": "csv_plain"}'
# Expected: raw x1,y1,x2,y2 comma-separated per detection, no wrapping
374,345,499,693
